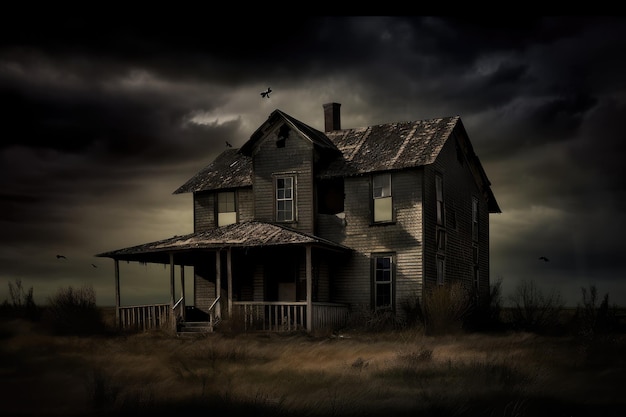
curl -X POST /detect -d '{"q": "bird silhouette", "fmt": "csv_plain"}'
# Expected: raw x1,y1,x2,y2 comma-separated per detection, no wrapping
539,256,550,262
225,140,232,148
260,87,272,98
56,254,67,260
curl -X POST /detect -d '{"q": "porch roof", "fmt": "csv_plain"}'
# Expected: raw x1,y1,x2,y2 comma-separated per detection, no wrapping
95,220,351,264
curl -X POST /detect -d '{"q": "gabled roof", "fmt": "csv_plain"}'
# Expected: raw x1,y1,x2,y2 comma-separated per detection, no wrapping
240,109,339,156
96,220,350,263
174,148,252,194
174,110,499,213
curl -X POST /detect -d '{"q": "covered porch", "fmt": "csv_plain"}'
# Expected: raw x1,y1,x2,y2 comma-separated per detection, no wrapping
96,221,351,333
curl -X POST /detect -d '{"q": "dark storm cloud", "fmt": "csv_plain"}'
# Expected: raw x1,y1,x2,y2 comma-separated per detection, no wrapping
1,16,625,306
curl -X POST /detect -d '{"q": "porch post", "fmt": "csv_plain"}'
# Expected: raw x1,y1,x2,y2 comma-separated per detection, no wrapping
215,250,222,319
114,259,120,328
227,247,233,319
180,265,185,321
169,253,176,330
306,245,312,332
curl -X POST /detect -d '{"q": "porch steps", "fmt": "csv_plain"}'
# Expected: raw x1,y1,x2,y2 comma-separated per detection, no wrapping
177,321,214,334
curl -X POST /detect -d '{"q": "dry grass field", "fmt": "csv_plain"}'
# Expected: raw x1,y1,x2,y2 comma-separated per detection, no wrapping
1,307,625,417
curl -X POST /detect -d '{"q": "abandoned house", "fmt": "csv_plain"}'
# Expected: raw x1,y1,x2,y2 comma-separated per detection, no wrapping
97,103,501,333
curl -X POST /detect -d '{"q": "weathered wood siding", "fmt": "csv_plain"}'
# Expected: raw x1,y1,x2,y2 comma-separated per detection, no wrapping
237,187,255,222
423,129,491,300
313,248,330,303
318,169,423,316
194,192,214,232
251,124,316,234
193,253,217,313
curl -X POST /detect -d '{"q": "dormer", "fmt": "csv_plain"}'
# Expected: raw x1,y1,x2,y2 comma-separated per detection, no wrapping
239,109,340,234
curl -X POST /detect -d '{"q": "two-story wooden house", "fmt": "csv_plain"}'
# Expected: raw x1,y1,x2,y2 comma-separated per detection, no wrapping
97,103,501,333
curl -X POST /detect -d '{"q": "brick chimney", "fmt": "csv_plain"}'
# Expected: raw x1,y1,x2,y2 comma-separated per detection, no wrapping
323,102,341,132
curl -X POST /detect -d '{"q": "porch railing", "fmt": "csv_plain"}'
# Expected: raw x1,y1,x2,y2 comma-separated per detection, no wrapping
118,303,172,331
232,301,349,332
117,301,349,333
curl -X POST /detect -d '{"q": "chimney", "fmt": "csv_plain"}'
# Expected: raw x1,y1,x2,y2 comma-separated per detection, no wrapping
323,102,341,132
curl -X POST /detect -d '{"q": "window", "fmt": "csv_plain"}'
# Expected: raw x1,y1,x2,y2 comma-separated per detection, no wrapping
373,254,393,309
276,176,295,222
436,228,446,253
217,191,236,227
372,173,393,223
473,244,479,296
437,256,445,286
436,173,444,225
472,196,479,241
474,267,480,297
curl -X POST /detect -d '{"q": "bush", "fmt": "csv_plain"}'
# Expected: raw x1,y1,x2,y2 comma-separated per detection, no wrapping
575,285,618,340
43,285,106,335
0,278,41,321
422,281,472,335
465,278,505,332
507,279,563,333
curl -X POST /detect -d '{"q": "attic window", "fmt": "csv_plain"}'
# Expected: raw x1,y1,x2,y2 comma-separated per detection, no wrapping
276,123,290,148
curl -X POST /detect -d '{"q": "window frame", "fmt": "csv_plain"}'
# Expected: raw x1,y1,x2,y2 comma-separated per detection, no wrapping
436,172,445,226
372,173,394,224
436,227,446,253
472,196,479,242
275,174,296,223
473,244,480,298
436,255,445,286
371,253,395,311
216,190,237,227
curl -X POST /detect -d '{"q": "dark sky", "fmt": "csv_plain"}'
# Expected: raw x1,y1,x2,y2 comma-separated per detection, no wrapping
1,16,625,307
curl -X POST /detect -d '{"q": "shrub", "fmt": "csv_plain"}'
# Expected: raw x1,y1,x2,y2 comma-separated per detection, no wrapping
43,285,106,335
345,304,400,332
0,278,41,321
575,285,618,340
422,281,473,335
507,279,563,333
465,277,505,332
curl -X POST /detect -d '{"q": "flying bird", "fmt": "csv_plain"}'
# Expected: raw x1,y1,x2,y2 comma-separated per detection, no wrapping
56,254,67,259
260,87,272,98
225,140,232,148
539,256,550,262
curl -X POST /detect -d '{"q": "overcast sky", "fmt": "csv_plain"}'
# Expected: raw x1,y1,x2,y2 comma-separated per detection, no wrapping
1,16,625,308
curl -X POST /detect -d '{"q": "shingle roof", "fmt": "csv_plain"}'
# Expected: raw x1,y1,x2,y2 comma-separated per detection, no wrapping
175,112,461,194
96,220,350,262
174,148,252,194
319,116,459,178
